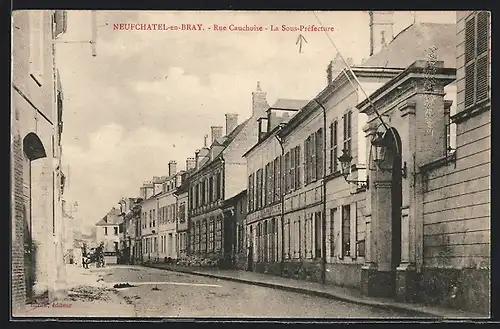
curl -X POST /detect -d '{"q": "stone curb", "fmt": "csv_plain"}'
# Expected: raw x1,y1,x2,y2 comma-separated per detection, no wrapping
144,264,482,319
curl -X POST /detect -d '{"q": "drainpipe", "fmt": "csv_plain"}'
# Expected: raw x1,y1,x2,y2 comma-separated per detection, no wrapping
314,99,328,284
275,126,285,275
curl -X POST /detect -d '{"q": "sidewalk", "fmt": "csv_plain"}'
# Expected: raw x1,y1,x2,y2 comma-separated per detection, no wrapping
145,263,488,319
15,265,135,318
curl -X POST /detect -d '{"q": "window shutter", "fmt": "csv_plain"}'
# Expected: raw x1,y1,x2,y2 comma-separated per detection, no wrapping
465,61,475,108
476,12,489,55
295,146,301,188
476,56,489,103
465,17,475,63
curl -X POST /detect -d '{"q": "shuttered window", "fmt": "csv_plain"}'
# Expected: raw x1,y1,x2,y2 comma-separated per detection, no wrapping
295,146,301,189
330,120,338,174
316,128,324,179
465,11,490,109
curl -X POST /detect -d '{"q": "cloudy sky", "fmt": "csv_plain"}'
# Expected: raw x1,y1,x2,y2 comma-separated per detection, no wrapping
54,10,456,232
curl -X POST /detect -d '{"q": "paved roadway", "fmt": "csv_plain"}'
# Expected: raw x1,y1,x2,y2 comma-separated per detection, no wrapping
95,265,414,318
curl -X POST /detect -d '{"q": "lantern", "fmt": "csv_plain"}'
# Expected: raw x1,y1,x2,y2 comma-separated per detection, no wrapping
371,131,388,164
338,148,353,180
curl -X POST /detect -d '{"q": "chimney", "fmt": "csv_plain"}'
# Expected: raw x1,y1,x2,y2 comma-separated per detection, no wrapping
225,113,238,135
326,53,344,85
252,81,269,117
186,157,196,171
195,150,201,169
211,126,223,143
168,160,177,176
369,11,394,56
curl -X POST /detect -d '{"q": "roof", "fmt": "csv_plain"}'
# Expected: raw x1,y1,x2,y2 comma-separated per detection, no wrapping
269,99,309,111
95,207,122,226
361,23,457,69
196,119,250,172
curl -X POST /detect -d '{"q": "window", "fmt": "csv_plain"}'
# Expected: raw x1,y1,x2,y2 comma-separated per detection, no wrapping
263,221,268,262
284,152,290,193
273,158,278,202
114,227,118,235
179,203,186,223
343,111,352,155
269,161,275,204
311,133,317,181
209,176,214,203
330,120,338,173
316,129,324,179
104,227,108,235
329,208,337,257
341,204,351,257
314,212,322,259
257,169,264,208
294,146,301,189
152,209,156,227
189,188,194,210
195,184,199,208
294,219,301,259
465,11,490,108
201,180,206,205
248,174,254,212
216,172,222,200
284,218,291,259
264,163,269,205
209,218,215,252
215,217,223,251
290,148,296,191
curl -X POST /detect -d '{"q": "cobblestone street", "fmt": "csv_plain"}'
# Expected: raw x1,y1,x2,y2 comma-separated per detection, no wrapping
99,265,414,318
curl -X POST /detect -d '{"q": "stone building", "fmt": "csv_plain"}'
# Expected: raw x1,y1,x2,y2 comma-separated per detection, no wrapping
221,190,248,269
174,159,195,261
244,98,308,275
11,10,67,313
157,163,184,262
139,181,160,262
188,84,269,266
95,207,121,264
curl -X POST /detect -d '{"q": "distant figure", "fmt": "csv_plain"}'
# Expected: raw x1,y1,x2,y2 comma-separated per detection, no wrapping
95,242,105,268
81,245,89,269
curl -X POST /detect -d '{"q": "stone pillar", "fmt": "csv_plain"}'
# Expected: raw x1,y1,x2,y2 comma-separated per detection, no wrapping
361,123,378,296
396,100,418,302
30,158,53,297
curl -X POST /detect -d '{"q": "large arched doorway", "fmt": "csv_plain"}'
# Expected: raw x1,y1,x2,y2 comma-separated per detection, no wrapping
22,132,47,301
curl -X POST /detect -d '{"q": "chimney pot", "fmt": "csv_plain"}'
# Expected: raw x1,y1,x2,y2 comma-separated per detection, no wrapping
225,113,239,135
211,126,223,143
252,82,269,117
168,161,177,176
186,157,196,171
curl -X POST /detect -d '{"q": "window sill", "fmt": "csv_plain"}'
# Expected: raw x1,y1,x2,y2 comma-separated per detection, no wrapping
452,99,490,124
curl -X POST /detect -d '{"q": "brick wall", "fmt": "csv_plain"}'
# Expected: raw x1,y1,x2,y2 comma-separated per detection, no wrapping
12,115,26,314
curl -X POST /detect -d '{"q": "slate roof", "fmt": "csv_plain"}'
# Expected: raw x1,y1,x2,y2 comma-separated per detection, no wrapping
269,99,309,111
361,23,457,69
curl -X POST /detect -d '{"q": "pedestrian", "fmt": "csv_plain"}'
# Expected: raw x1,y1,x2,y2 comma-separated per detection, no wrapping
82,245,89,269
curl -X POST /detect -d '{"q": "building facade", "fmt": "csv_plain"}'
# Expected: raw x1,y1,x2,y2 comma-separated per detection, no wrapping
189,84,269,265
140,181,160,263
11,10,67,313
222,190,248,269
95,207,121,264
157,163,184,262
174,162,194,261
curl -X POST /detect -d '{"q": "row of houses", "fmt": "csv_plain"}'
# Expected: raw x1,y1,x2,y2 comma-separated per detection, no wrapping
96,11,490,314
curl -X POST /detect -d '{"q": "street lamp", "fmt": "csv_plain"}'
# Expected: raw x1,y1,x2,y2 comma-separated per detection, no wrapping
337,148,369,189
369,130,407,179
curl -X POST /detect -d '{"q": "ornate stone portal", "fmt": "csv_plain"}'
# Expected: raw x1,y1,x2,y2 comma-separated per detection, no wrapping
357,60,456,301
